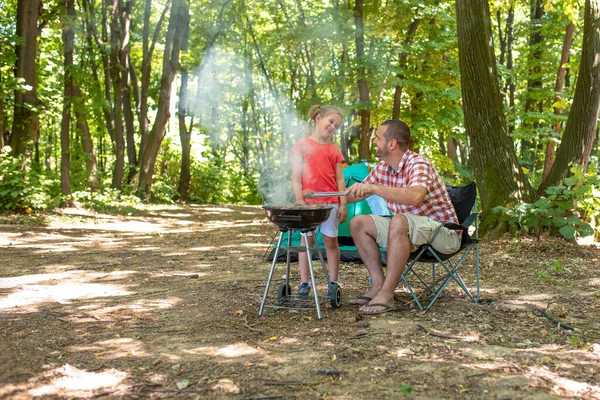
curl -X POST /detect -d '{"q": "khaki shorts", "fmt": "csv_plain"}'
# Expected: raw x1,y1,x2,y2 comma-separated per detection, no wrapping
369,214,461,254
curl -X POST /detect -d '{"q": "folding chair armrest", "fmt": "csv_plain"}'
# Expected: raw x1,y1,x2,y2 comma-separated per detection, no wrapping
443,222,464,231
461,213,479,228
443,213,478,231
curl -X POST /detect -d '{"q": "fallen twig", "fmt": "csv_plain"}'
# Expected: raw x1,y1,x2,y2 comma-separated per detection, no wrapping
263,380,305,386
243,316,265,333
417,324,480,342
540,304,574,331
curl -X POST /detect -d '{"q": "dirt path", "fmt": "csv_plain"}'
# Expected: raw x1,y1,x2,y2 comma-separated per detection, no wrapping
0,204,599,399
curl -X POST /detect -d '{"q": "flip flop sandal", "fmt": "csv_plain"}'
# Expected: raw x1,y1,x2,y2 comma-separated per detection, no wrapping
349,296,372,306
359,303,396,315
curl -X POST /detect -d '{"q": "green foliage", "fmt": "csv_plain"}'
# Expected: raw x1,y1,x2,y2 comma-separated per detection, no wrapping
398,383,413,396
536,258,566,284
71,188,142,214
0,147,53,212
492,165,598,241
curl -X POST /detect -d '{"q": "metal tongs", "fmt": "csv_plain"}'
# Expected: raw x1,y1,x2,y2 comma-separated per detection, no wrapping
305,191,346,198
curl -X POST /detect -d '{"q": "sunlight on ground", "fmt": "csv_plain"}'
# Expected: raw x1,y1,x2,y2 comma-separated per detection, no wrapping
189,246,216,251
71,298,179,321
529,366,600,397
199,207,236,213
0,283,132,310
72,338,149,360
28,364,127,398
186,342,263,358
577,236,600,247
201,221,263,230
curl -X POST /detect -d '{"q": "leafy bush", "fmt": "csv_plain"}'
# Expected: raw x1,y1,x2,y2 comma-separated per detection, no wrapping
0,147,53,212
71,188,142,213
493,165,598,240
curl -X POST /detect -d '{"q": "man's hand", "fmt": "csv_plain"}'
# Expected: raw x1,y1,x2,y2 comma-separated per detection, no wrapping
345,183,374,199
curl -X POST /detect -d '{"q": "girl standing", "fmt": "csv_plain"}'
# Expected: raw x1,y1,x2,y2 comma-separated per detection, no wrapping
291,105,347,299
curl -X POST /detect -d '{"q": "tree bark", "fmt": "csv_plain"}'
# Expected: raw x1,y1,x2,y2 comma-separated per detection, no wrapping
119,0,137,184
9,0,40,157
73,84,100,190
455,0,536,231
0,70,5,148
539,0,600,192
392,18,420,120
354,0,371,160
543,22,574,180
139,0,172,160
109,0,125,189
60,0,75,203
137,0,188,198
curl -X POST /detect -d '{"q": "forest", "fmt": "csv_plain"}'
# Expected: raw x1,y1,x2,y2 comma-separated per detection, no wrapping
1,0,599,239
2,1,600,398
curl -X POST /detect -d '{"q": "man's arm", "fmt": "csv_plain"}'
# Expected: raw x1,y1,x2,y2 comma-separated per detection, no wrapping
345,183,427,206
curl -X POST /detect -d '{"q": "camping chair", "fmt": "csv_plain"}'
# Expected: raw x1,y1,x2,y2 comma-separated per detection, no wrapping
400,182,480,311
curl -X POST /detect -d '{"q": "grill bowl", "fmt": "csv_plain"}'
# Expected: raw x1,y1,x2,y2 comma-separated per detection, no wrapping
263,205,333,231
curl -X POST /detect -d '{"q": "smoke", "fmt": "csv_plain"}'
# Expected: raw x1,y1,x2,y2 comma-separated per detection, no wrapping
188,46,306,205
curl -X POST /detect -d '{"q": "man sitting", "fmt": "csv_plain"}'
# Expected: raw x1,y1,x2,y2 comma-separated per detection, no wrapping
345,119,460,315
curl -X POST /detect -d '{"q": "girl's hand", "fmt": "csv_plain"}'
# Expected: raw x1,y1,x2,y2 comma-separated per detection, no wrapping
337,204,348,224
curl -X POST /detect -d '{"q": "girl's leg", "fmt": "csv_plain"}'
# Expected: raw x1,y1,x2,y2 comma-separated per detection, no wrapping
322,234,340,282
298,234,315,292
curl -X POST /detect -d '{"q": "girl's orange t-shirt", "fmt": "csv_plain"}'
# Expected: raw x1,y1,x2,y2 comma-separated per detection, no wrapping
291,137,345,204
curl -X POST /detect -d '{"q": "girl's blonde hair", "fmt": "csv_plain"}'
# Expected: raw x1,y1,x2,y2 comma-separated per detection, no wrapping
305,105,343,136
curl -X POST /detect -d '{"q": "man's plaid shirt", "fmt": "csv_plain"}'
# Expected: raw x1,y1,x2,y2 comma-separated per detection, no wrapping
363,150,458,224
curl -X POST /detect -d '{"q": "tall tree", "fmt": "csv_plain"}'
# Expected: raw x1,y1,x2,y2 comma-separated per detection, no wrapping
137,0,189,198
543,21,574,179
455,0,536,230
354,0,371,160
539,0,600,191
9,0,40,156
60,0,75,203
138,0,171,160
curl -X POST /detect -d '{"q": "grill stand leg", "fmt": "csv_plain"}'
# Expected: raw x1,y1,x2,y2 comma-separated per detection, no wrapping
302,231,322,320
259,231,284,317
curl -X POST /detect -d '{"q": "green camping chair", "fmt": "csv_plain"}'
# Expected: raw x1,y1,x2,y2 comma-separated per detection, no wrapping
400,182,480,311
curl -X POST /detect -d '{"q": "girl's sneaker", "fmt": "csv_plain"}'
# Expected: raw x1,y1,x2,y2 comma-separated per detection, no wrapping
297,282,310,296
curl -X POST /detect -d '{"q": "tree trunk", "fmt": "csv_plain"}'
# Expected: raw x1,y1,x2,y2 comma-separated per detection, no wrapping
177,69,192,201
9,0,40,157
392,18,420,120
110,0,125,190
539,0,600,192
543,22,574,180
455,0,536,232
60,0,75,203
119,0,137,184
354,0,371,160
137,0,188,198
504,5,515,134
139,0,172,160
0,70,5,148
177,8,191,201
73,85,100,190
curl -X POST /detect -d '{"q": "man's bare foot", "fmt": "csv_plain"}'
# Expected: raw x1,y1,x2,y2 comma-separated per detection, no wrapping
358,293,394,314
348,295,372,306
349,288,380,306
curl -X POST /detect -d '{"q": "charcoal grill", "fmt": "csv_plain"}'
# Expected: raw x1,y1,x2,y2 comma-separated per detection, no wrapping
259,205,342,319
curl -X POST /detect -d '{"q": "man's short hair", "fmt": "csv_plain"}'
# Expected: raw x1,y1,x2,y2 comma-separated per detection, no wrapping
381,119,410,149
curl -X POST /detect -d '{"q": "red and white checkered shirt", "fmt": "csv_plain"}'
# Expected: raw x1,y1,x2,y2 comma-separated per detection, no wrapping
363,150,458,224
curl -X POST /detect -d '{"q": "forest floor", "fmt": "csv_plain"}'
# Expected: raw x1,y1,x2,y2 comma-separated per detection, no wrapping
0,204,599,399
